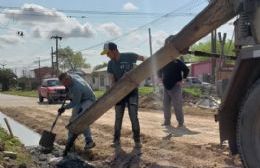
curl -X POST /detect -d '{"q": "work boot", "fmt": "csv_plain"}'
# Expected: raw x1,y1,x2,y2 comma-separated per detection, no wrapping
84,141,96,150
161,121,171,126
134,142,142,149
177,124,185,128
110,141,120,148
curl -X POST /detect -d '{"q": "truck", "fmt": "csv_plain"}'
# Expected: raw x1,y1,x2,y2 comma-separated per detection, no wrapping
38,78,67,104
67,0,260,167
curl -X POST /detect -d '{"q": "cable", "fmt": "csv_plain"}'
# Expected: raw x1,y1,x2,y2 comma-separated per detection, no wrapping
78,0,206,52
0,5,196,17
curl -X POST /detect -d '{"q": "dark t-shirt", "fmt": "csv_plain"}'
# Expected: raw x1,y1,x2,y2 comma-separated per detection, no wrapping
107,52,138,81
158,59,189,90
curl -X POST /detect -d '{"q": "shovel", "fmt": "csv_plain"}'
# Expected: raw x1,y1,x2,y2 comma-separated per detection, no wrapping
39,97,67,149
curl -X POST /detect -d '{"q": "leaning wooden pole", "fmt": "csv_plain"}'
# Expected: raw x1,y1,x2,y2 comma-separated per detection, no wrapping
67,0,237,134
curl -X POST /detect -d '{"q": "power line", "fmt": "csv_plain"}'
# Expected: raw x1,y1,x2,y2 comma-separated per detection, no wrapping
78,0,205,52
0,5,196,17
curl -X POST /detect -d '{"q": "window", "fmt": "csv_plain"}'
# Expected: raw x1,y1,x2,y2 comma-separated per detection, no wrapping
100,75,105,87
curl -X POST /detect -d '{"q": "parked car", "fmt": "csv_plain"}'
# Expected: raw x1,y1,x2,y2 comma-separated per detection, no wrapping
184,77,211,88
38,78,67,104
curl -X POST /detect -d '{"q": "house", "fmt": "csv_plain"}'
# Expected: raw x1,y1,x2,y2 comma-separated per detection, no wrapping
92,67,110,90
190,60,234,82
67,68,92,86
33,66,53,81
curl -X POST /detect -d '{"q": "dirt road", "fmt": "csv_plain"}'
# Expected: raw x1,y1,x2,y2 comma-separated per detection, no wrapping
0,93,241,167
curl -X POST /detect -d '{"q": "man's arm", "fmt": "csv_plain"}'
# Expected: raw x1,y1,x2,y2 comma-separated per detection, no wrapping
109,73,116,87
179,60,189,78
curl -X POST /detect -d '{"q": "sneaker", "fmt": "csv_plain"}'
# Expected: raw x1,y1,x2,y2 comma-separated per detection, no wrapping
84,141,96,150
110,141,120,148
134,142,142,148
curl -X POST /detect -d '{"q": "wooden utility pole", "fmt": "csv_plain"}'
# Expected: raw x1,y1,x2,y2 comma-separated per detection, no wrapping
38,57,41,83
217,32,227,80
211,30,217,83
148,28,153,56
148,28,156,90
67,0,237,134
51,47,55,77
51,36,62,76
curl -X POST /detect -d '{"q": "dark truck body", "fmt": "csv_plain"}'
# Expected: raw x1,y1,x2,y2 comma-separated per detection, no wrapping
38,78,67,104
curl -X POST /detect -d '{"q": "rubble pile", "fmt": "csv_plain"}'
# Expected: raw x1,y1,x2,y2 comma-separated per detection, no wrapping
27,146,94,168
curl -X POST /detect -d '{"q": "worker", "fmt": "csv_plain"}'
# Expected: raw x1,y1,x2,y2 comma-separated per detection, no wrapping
100,42,145,148
58,72,96,155
158,37,190,127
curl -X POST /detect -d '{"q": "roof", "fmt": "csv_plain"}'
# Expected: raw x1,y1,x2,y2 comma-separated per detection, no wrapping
93,67,107,72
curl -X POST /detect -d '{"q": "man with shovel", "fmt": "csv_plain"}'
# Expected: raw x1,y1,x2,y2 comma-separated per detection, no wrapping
58,72,96,155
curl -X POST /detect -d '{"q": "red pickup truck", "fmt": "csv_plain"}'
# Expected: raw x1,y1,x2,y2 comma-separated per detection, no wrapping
38,78,67,104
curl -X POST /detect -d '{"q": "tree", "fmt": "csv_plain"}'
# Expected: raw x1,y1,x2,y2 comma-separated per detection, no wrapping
184,40,235,63
58,47,90,71
0,68,17,91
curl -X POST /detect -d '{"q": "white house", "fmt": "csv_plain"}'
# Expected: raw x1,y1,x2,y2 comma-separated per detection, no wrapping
92,67,111,90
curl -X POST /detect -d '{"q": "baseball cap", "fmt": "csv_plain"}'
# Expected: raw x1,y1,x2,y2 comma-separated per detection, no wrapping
100,42,117,55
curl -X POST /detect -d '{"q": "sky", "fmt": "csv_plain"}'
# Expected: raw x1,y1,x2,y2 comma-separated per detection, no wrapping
0,0,235,76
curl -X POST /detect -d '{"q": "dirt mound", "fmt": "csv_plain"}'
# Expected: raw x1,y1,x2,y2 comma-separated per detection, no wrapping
139,93,162,110
139,92,200,110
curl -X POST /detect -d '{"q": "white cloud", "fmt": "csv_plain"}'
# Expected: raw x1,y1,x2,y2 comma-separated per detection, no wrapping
127,33,143,42
123,2,138,11
98,23,122,37
4,4,65,24
0,14,9,25
0,34,22,45
152,31,169,49
3,4,95,39
32,21,95,39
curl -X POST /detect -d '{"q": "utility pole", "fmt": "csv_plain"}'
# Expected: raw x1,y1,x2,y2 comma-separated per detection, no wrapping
148,28,153,57
217,32,227,80
51,47,54,77
38,57,41,83
148,28,156,90
208,0,217,84
51,35,62,76
211,30,217,83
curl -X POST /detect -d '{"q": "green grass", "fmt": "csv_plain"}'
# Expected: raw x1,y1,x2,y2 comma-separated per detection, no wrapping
1,86,201,98
1,89,37,97
94,90,105,99
139,86,154,95
0,127,33,165
93,86,154,98
183,87,202,97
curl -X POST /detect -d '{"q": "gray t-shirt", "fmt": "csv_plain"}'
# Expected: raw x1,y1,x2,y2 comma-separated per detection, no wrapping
107,52,138,81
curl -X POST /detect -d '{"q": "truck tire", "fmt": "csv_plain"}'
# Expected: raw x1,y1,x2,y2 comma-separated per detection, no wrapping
39,95,43,103
47,97,53,104
237,79,260,168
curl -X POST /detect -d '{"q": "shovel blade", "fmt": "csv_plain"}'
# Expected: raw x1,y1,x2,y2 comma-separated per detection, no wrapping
39,130,56,148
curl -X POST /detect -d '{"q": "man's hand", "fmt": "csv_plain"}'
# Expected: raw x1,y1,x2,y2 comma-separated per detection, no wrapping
177,80,184,87
58,107,66,115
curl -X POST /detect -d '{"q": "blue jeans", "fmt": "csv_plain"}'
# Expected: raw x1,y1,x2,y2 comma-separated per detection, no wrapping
67,100,94,146
114,88,140,143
